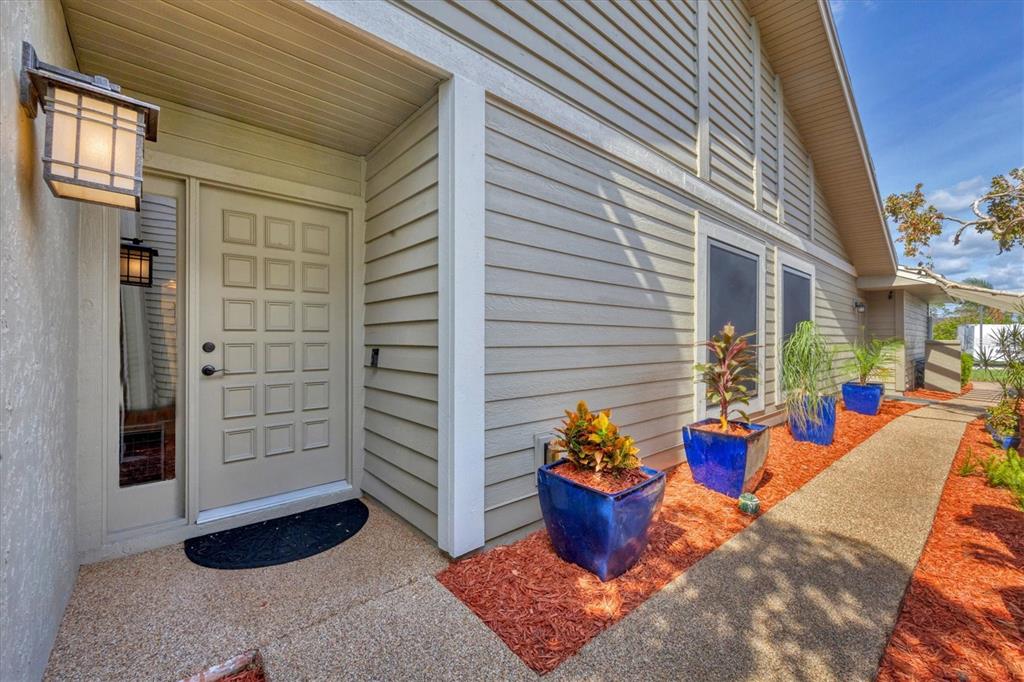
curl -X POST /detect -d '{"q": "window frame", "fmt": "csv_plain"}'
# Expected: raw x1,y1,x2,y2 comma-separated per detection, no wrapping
774,248,817,406
695,215,767,421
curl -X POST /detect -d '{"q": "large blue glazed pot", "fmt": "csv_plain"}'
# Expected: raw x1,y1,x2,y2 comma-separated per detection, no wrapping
537,460,666,582
985,422,1022,450
682,419,770,498
788,395,837,445
842,382,885,415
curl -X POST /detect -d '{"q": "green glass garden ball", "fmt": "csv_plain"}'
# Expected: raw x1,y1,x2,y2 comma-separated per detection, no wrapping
738,492,760,515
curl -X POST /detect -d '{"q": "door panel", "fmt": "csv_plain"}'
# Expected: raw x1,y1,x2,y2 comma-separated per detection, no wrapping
197,186,348,511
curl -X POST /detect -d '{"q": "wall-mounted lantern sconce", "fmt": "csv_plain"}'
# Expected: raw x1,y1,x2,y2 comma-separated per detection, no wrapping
120,239,159,288
853,300,867,314
19,42,159,211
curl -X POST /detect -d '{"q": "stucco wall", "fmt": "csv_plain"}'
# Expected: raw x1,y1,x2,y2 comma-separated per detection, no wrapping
0,2,82,679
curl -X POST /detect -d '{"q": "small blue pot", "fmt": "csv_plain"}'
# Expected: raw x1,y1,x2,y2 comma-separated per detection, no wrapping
682,419,770,498
788,396,837,445
842,382,885,415
985,422,1021,450
537,460,666,582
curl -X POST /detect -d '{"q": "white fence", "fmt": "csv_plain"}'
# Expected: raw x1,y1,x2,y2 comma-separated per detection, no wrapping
959,324,1014,362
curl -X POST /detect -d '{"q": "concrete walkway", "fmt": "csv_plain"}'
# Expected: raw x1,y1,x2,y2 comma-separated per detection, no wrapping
551,389,992,681
44,388,994,681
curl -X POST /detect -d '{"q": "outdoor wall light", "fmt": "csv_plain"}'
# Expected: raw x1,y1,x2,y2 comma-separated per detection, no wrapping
853,300,867,314
19,42,159,211
120,239,159,288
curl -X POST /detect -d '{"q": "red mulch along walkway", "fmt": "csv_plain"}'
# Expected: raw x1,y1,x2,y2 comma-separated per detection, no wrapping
904,382,974,402
438,401,922,674
876,416,1024,681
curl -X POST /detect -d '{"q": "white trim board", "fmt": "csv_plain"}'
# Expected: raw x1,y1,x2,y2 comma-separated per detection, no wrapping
436,76,486,557
306,0,858,279
695,212,768,421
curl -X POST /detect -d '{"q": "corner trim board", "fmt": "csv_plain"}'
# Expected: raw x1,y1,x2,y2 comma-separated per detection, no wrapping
436,76,486,557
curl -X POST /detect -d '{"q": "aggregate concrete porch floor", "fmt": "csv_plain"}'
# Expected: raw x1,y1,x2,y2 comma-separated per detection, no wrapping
44,387,995,681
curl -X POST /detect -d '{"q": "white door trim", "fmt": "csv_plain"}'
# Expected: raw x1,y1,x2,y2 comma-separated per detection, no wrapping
75,152,366,562
196,480,354,525
436,76,486,557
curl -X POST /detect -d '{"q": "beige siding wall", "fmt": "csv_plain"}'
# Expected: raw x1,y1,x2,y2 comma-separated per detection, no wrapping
903,292,930,389
484,103,697,543
406,0,847,260
143,97,362,196
362,101,440,539
483,102,861,543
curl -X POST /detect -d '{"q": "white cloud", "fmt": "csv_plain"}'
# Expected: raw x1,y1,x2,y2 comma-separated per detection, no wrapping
926,176,988,213
913,225,1024,292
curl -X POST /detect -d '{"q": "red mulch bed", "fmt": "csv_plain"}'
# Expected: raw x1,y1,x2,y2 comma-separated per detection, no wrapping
904,382,974,401
550,461,651,493
438,400,922,674
876,416,1024,681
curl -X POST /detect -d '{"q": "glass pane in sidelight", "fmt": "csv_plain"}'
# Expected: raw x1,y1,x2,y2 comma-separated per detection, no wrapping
119,192,180,488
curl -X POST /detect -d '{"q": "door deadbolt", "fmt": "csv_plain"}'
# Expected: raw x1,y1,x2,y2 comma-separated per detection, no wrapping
202,341,215,353
201,364,224,377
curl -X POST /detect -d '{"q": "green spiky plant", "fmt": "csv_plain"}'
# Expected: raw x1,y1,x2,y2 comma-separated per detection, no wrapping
695,323,758,431
781,321,836,432
845,336,901,385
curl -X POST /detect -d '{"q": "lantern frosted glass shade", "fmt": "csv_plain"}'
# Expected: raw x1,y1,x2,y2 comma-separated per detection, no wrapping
44,84,145,210
21,41,158,211
120,241,158,288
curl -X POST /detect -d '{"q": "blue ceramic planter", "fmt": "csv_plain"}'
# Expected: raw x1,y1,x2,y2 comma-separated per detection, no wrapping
842,382,885,415
682,419,770,498
788,396,837,445
985,422,1021,450
537,460,666,582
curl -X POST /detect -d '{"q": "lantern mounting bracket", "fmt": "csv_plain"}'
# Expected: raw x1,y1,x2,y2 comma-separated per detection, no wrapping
19,41,159,140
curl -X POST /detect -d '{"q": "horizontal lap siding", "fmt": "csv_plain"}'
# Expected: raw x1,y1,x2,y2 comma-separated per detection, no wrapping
362,102,439,539
783,110,813,236
484,103,697,543
404,0,698,171
145,98,362,195
708,0,756,205
759,46,779,218
903,292,929,388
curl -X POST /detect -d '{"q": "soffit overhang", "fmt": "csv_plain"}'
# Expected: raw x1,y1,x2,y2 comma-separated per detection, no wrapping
747,0,898,276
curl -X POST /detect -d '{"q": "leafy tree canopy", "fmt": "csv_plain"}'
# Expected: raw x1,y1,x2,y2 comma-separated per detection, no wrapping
885,168,1024,257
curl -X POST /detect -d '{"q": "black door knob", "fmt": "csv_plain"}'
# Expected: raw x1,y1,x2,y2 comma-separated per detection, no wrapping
202,341,215,353
201,364,223,376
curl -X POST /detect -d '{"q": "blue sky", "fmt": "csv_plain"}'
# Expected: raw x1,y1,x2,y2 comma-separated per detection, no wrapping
830,0,1024,291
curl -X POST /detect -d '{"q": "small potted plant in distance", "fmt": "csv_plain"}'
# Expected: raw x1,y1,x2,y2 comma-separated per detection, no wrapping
985,399,1022,450
537,401,666,581
842,336,899,415
782,321,837,445
683,323,770,498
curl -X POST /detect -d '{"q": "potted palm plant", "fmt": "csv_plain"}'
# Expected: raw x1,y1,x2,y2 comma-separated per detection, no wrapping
683,323,770,498
782,321,837,445
537,401,666,581
842,336,899,415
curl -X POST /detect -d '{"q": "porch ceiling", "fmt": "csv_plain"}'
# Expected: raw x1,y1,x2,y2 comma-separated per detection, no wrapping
60,0,446,156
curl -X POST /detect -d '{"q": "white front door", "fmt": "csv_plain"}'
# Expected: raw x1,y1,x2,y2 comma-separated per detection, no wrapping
197,185,349,512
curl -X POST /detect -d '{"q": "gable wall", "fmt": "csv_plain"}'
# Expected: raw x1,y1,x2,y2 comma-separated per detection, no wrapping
403,0,850,263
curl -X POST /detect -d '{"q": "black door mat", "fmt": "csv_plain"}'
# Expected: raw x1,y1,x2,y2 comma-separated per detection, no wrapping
184,499,369,569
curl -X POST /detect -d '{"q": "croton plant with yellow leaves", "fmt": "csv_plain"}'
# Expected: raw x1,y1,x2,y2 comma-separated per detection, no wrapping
551,401,640,473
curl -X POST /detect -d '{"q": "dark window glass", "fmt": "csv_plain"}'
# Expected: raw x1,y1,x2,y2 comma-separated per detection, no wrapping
782,267,812,341
708,240,759,398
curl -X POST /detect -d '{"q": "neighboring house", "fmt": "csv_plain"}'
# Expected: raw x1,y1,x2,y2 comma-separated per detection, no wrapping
2,0,947,677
